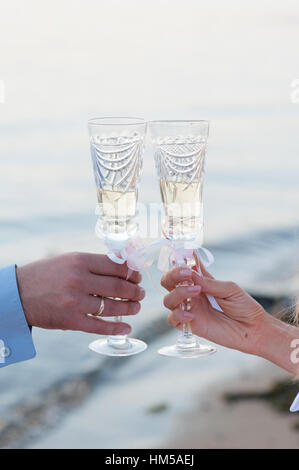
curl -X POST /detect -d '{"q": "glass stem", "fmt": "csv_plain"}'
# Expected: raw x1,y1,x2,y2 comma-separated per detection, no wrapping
182,321,193,337
107,315,130,350
176,256,198,349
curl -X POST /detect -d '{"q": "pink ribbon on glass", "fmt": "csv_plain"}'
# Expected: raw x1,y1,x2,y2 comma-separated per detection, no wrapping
104,238,153,280
105,237,222,312
157,240,223,312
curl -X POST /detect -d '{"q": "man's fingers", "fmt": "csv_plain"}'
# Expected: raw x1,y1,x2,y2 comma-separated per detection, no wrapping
75,315,132,336
83,295,141,317
161,267,193,291
85,274,145,301
78,253,142,284
163,285,201,310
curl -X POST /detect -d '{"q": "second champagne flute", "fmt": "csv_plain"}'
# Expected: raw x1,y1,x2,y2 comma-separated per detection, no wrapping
150,120,216,358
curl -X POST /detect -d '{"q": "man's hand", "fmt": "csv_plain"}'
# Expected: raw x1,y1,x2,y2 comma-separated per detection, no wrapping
16,252,145,336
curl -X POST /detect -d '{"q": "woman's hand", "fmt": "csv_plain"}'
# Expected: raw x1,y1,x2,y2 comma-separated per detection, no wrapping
161,265,268,356
162,265,299,375
17,252,145,335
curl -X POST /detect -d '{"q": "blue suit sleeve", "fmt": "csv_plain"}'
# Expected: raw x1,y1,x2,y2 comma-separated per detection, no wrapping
0,265,36,367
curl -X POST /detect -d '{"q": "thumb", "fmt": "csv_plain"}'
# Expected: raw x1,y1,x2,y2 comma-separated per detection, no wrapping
195,277,240,299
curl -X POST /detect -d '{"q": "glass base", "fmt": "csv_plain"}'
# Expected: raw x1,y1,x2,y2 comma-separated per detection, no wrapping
158,342,216,359
89,336,147,357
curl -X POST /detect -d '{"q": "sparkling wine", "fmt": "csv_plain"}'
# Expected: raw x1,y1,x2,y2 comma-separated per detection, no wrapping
160,179,203,240
150,120,216,359
97,188,137,233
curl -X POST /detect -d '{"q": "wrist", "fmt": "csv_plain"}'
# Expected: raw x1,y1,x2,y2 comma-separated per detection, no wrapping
257,314,299,376
15,266,34,327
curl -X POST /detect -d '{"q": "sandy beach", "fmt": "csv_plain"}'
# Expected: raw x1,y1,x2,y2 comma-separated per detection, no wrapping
164,363,299,449
0,295,297,449
14,293,296,450
18,327,297,450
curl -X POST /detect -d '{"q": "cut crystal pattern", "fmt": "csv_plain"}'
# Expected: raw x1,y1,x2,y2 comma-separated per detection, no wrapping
155,140,206,188
91,136,144,193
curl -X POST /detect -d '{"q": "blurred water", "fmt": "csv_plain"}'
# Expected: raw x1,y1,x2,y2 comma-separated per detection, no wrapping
0,0,299,446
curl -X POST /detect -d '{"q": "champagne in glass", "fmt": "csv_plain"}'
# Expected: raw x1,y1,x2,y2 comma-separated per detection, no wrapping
88,117,147,357
150,120,216,358
159,179,203,241
97,189,137,231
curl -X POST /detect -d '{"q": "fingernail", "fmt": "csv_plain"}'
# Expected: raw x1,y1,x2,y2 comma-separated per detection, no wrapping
133,303,141,314
139,287,146,298
183,312,195,319
180,268,192,276
187,285,201,293
122,327,131,335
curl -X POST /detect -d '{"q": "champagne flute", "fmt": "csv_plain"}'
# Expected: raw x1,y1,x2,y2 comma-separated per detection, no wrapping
150,120,216,358
88,117,147,356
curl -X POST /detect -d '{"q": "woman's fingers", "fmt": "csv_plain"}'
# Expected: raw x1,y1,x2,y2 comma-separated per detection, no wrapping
196,277,241,299
161,264,215,293
85,274,145,301
74,315,132,336
193,259,214,279
168,307,195,327
161,267,193,291
83,295,141,317
163,271,241,305
163,285,201,310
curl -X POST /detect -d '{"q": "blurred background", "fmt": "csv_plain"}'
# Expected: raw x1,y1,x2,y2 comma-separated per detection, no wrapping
0,0,299,449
